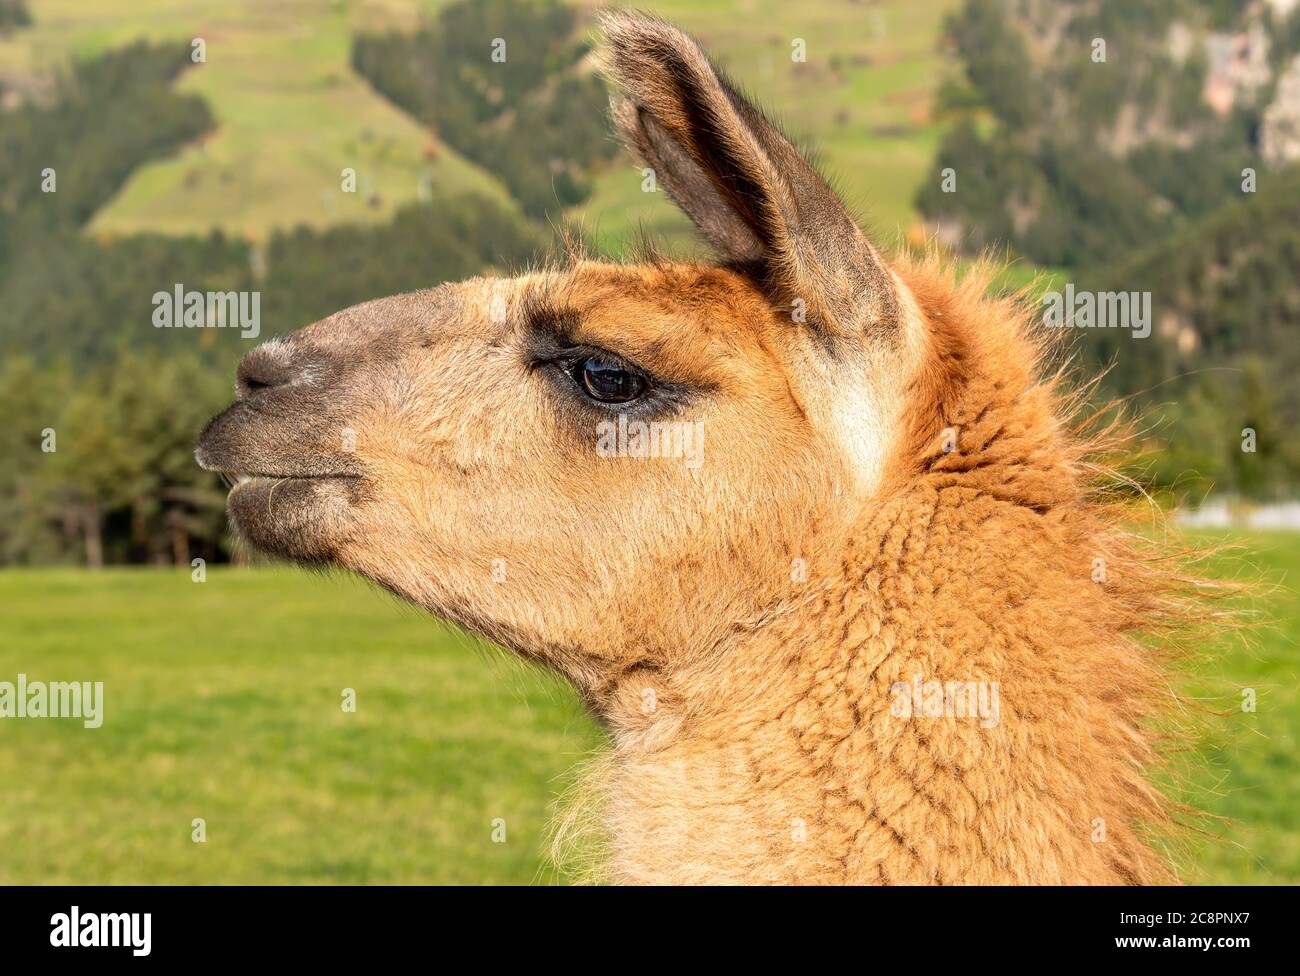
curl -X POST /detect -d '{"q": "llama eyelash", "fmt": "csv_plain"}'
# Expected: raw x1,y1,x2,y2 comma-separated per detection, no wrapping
532,344,696,421
518,293,696,413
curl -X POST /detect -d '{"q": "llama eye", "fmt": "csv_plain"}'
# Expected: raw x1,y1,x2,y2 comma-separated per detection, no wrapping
575,356,646,404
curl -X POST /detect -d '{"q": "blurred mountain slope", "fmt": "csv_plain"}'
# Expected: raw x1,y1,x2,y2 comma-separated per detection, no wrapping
0,0,962,241
0,0,514,238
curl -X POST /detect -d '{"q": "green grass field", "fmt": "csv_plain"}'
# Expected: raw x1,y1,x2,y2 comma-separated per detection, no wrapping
0,530,1295,884
0,566,603,884
1173,530,1300,885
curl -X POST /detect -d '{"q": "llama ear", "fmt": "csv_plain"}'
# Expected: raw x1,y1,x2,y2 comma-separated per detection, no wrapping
602,12,898,338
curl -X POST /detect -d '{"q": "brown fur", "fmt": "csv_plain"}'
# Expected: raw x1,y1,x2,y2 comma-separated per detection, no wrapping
197,13,1219,884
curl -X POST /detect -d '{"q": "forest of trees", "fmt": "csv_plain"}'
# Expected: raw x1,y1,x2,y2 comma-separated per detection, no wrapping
920,0,1300,501
0,0,29,34
351,0,617,219
918,0,1278,266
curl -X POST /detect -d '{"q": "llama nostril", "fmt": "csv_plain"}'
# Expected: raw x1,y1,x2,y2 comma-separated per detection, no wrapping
236,342,302,398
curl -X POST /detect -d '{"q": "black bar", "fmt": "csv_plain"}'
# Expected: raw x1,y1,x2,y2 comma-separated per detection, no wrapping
0,885,1285,962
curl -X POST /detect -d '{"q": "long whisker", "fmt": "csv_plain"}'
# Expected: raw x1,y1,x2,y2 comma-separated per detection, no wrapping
266,477,289,516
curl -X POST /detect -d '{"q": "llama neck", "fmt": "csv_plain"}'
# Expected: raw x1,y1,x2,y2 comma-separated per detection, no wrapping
598,485,1171,885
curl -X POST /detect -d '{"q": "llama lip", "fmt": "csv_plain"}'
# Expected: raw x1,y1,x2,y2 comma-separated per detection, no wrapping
220,470,364,563
194,401,363,485
222,471,358,501
222,472,358,484
223,472,359,508
194,440,360,485
220,472,363,510
200,468,359,495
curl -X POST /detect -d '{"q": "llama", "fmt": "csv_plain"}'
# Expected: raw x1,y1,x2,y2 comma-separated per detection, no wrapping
197,13,1208,884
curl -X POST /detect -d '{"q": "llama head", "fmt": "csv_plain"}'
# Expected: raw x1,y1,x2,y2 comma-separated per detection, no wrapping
197,13,930,701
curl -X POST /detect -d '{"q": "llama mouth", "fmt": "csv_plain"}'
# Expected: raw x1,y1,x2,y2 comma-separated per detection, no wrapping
219,472,359,491
195,417,366,562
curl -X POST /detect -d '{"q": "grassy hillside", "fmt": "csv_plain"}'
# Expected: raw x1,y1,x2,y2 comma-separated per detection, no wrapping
0,0,512,237
0,0,958,241
0,529,1295,884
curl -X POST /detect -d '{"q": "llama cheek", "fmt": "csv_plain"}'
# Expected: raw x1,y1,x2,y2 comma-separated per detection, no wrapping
820,382,898,501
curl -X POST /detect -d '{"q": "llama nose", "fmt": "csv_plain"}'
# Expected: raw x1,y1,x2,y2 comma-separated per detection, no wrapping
236,340,307,398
